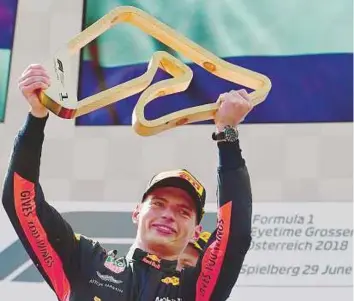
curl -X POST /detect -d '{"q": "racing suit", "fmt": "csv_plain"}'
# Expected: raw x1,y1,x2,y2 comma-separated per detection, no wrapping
2,113,252,301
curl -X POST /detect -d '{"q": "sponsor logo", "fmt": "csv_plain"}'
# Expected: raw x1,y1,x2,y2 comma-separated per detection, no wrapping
56,58,64,73
89,279,123,294
53,58,69,102
146,254,161,263
155,297,183,301
198,218,225,296
151,170,204,198
142,254,161,269
104,256,126,274
204,221,224,273
54,58,65,84
197,203,232,300
19,189,54,268
178,171,204,197
161,276,180,286
96,271,123,285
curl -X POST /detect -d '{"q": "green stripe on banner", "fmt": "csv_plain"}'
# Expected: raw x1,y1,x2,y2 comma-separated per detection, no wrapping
0,49,11,122
82,0,353,67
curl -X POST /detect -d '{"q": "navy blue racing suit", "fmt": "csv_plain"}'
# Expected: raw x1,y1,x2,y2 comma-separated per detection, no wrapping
2,113,252,301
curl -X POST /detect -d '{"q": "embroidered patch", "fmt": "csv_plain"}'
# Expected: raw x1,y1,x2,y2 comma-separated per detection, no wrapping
161,276,180,286
104,256,126,274
142,254,161,269
96,271,123,285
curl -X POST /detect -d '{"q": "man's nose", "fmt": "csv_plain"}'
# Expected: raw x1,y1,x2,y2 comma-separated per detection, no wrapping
161,206,176,221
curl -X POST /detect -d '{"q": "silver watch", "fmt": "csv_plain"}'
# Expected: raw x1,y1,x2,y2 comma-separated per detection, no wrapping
212,125,239,142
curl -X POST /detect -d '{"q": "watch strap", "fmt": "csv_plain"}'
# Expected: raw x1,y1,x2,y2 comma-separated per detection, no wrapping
212,125,238,142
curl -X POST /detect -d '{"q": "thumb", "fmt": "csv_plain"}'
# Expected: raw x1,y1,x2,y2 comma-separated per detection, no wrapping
216,93,227,104
26,92,40,104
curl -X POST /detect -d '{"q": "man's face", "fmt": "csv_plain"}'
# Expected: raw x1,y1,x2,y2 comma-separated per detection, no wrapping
178,244,200,269
132,186,201,258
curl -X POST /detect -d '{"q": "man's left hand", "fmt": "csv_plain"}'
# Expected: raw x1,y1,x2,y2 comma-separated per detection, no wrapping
214,89,253,132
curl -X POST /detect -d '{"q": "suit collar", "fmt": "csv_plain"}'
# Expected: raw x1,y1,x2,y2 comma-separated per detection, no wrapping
126,247,178,273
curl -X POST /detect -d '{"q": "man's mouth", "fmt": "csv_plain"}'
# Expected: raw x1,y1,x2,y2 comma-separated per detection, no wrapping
151,223,177,235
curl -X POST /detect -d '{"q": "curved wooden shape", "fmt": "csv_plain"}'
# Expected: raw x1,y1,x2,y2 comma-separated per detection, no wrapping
40,5,272,135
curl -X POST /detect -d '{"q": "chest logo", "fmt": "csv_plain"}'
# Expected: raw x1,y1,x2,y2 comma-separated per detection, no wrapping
104,255,126,274
161,276,180,286
142,254,162,269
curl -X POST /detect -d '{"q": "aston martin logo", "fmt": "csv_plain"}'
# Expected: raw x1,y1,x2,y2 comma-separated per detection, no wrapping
96,271,123,285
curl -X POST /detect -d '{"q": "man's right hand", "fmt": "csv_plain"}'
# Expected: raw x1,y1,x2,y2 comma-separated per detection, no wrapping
18,64,50,118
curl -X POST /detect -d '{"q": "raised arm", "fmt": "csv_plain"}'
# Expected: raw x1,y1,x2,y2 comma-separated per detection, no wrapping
195,140,252,301
1,65,80,301
193,90,253,301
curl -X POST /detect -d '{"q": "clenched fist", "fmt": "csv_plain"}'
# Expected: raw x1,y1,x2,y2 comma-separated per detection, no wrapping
18,64,50,118
214,89,253,132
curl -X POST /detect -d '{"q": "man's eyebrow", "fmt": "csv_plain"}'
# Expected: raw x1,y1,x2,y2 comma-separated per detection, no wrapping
151,195,194,211
151,196,168,202
177,204,193,211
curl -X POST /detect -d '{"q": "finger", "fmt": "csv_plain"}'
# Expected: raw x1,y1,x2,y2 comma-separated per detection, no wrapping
21,68,50,82
21,67,50,78
219,91,233,103
229,89,246,95
22,64,46,73
228,89,246,99
230,89,246,94
21,82,49,94
21,65,49,80
223,90,244,103
239,90,251,103
237,89,248,97
245,101,254,114
216,93,227,104
230,89,249,101
19,75,50,88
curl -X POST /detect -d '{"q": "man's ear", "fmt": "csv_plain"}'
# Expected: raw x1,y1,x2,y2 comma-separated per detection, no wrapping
132,204,141,225
193,224,202,241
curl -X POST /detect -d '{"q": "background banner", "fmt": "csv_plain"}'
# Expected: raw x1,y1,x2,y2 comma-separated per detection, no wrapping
0,0,18,122
77,0,353,126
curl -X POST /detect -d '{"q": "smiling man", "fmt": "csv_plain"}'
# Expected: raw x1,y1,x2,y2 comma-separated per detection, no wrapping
132,171,205,261
2,63,253,301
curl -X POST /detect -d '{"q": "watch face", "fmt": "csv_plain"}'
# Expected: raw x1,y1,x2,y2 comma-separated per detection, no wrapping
225,127,238,142
212,126,238,142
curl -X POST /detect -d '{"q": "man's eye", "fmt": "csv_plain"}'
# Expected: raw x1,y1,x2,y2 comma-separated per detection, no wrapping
152,200,164,207
180,209,191,217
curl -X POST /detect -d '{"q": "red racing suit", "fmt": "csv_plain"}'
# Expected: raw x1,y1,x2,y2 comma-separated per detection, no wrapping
2,113,252,301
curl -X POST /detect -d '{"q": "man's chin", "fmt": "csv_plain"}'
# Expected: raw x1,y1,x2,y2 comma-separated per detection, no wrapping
147,232,175,245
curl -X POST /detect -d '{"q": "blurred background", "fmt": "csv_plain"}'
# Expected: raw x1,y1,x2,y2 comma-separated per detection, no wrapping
0,0,353,300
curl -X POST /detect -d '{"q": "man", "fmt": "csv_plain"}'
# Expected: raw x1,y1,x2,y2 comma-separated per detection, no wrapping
2,64,253,301
178,231,211,269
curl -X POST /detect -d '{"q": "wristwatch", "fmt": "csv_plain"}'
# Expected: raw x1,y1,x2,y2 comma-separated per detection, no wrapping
212,125,239,143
